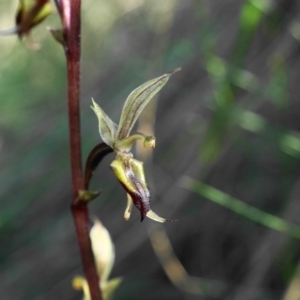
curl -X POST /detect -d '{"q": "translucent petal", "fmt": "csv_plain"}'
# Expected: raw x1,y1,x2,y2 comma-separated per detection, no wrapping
90,219,115,282
91,99,117,147
146,209,166,223
117,68,181,139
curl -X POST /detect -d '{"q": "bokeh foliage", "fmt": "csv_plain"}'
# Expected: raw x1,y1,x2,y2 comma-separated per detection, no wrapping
1,0,300,299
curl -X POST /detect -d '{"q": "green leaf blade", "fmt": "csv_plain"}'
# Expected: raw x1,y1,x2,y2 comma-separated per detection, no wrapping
182,176,300,239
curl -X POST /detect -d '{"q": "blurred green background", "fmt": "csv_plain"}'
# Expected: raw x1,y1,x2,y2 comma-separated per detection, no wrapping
1,0,300,299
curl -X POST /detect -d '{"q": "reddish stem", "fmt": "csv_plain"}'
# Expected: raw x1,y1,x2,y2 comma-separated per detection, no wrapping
61,0,102,299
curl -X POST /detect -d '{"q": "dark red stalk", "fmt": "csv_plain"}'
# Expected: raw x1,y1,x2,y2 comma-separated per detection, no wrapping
60,0,102,299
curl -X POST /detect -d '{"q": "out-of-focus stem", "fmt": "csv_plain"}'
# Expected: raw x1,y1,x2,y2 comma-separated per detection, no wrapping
61,0,102,299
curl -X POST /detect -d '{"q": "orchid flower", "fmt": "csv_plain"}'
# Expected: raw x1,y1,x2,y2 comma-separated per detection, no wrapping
91,68,180,222
0,0,52,48
73,219,122,300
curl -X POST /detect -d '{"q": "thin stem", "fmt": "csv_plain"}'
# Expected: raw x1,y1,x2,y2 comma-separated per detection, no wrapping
61,0,102,299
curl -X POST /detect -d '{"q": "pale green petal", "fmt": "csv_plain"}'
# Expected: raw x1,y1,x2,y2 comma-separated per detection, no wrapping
91,99,117,147
102,277,123,300
124,194,133,221
110,158,138,195
72,276,91,300
146,209,166,223
117,68,181,139
72,275,122,300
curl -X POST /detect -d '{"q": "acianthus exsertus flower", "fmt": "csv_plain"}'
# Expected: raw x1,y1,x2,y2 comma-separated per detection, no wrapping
91,68,180,222
0,0,52,48
73,219,122,300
